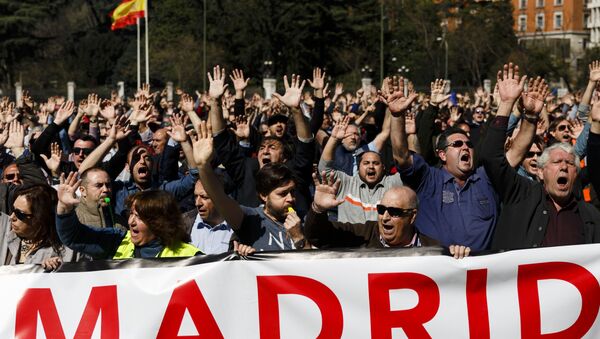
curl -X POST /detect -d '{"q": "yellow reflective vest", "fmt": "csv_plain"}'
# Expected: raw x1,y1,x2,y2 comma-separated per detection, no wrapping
113,232,201,259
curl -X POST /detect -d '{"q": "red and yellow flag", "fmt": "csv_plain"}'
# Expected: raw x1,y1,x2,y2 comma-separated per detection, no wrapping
109,0,146,31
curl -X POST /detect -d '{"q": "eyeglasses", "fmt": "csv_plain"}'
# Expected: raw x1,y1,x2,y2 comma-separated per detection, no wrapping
72,147,93,156
474,109,484,114
13,208,33,221
526,151,543,158
376,204,416,218
445,140,474,149
557,124,572,132
3,173,20,181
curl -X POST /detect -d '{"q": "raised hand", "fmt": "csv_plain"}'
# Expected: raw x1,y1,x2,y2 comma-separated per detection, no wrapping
272,74,305,108
449,105,461,123
108,114,131,141
331,115,350,140
521,76,549,115
430,79,450,106
230,115,250,139
381,76,418,116
54,100,75,125
57,172,82,213
85,93,100,117
166,113,188,142
497,62,527,103
405,112,417,134
192,120,214,168
180,93,195,112
100,99,117,122
4,120,24,149
138,83,151,99
307,67,326,92
0,123,8,146
129,105,153,125
0,102,19,124
311,171,344,212
37,109,50,126
571,119,585,139
229,69,250,93
590,60,600,82
208,65,228,99
40,142,63,176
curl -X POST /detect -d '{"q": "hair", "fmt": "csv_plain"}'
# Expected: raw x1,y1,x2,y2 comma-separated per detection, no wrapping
255,162,295,198
127,144,154,165
80,167,109,187
435,127,470,151
76,134,99,147
537,142,580,172
259,136,291,160
12,184,62,254
125,190,190,247
548,116,568,133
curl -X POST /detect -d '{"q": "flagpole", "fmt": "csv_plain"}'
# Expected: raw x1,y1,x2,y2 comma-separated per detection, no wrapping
136,17,141,90
144,0,149,85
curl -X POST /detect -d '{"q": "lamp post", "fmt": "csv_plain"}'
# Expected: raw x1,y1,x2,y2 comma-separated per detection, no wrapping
262,60,276,99
361,65,374,91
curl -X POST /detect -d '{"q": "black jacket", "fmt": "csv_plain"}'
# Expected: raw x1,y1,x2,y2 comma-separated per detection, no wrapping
481,117,600,250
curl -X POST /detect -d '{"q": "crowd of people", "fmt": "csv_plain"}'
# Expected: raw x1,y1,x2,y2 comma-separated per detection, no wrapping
1,60,599,270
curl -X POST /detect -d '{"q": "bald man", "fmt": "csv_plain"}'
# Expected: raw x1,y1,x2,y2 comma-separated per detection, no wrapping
305,184,424,248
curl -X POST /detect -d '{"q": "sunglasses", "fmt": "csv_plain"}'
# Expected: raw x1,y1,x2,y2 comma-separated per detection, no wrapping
3,173,20,181
376,204,416,218
474,109,484,114
557,124,572,132
445,140,474,149
526,151,543,158
72,147,93,156
13,208,33,221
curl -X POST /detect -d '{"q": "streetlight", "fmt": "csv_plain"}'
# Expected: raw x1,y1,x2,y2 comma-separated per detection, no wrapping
436,36,448,80
262,60,276,99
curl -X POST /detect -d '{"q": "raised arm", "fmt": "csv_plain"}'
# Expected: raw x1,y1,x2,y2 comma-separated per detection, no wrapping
167,113,196,169
320,115,349,164
207,65,228,134
308,68,327,134
505,77,549,167
230,69,250,118
589,99,600,195
387,76,418,170
273,74,311,140
193,120,244,230
78,115,131,174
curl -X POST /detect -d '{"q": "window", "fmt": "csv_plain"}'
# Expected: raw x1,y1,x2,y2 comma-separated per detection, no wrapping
536,0,544,7
520,0,527,8
519,15,527,31
536,13,545,29
554,12,563,29
554,0,563,5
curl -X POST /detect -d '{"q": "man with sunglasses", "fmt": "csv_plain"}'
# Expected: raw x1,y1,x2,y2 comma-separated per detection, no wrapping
387,77,498,252
1,163,22,185
304,173,470,258
548,117,574,145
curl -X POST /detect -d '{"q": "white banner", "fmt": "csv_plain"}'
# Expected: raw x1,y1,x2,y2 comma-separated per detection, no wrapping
1,244,599,339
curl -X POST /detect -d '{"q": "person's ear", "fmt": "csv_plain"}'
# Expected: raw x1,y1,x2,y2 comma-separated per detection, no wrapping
79,185,86,197
259,193,268,203
438,149,447,162
537,167,544,182
410,210,417,225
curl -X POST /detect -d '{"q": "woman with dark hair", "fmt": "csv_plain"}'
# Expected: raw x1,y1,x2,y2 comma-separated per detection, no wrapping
0,184,78,268
55,173,201,259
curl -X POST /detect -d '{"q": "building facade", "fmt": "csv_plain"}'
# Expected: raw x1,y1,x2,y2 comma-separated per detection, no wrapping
512,0,588,69
590,0,600,47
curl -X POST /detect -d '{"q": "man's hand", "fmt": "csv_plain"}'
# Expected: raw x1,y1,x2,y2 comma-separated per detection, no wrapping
229,69,250,99
405,112,417,134
40,142,63,176
307,67,326,98
590,60,600,82
449,245,471,259
54,100,75,125
331,115,350,140
100,99,117,122
520,76,549,115
57,172,82,214
272,75,305,108
166,113,188,143
4,120,24,149
129,105,153,125
0,123,8,146
230,115,251,139
208,65,228,99
192,120,214,168
180,93,195,113
380,76,418,116
497,62,527,104
85,93,100,117
108,115,131,141
430,79,450,106
41,257,62,271
311,171,344,212
233,240,256,257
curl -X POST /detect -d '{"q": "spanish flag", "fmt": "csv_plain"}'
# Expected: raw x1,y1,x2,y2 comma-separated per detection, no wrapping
110,0,146,31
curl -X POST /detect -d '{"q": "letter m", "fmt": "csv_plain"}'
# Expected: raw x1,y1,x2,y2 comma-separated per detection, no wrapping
15,285,119,339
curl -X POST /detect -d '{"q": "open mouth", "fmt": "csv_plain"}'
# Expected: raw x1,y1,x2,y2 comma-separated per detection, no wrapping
366,170,377,179
556,176,569,190
262,158,271,165
138,167,148,176
460,153,470,162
